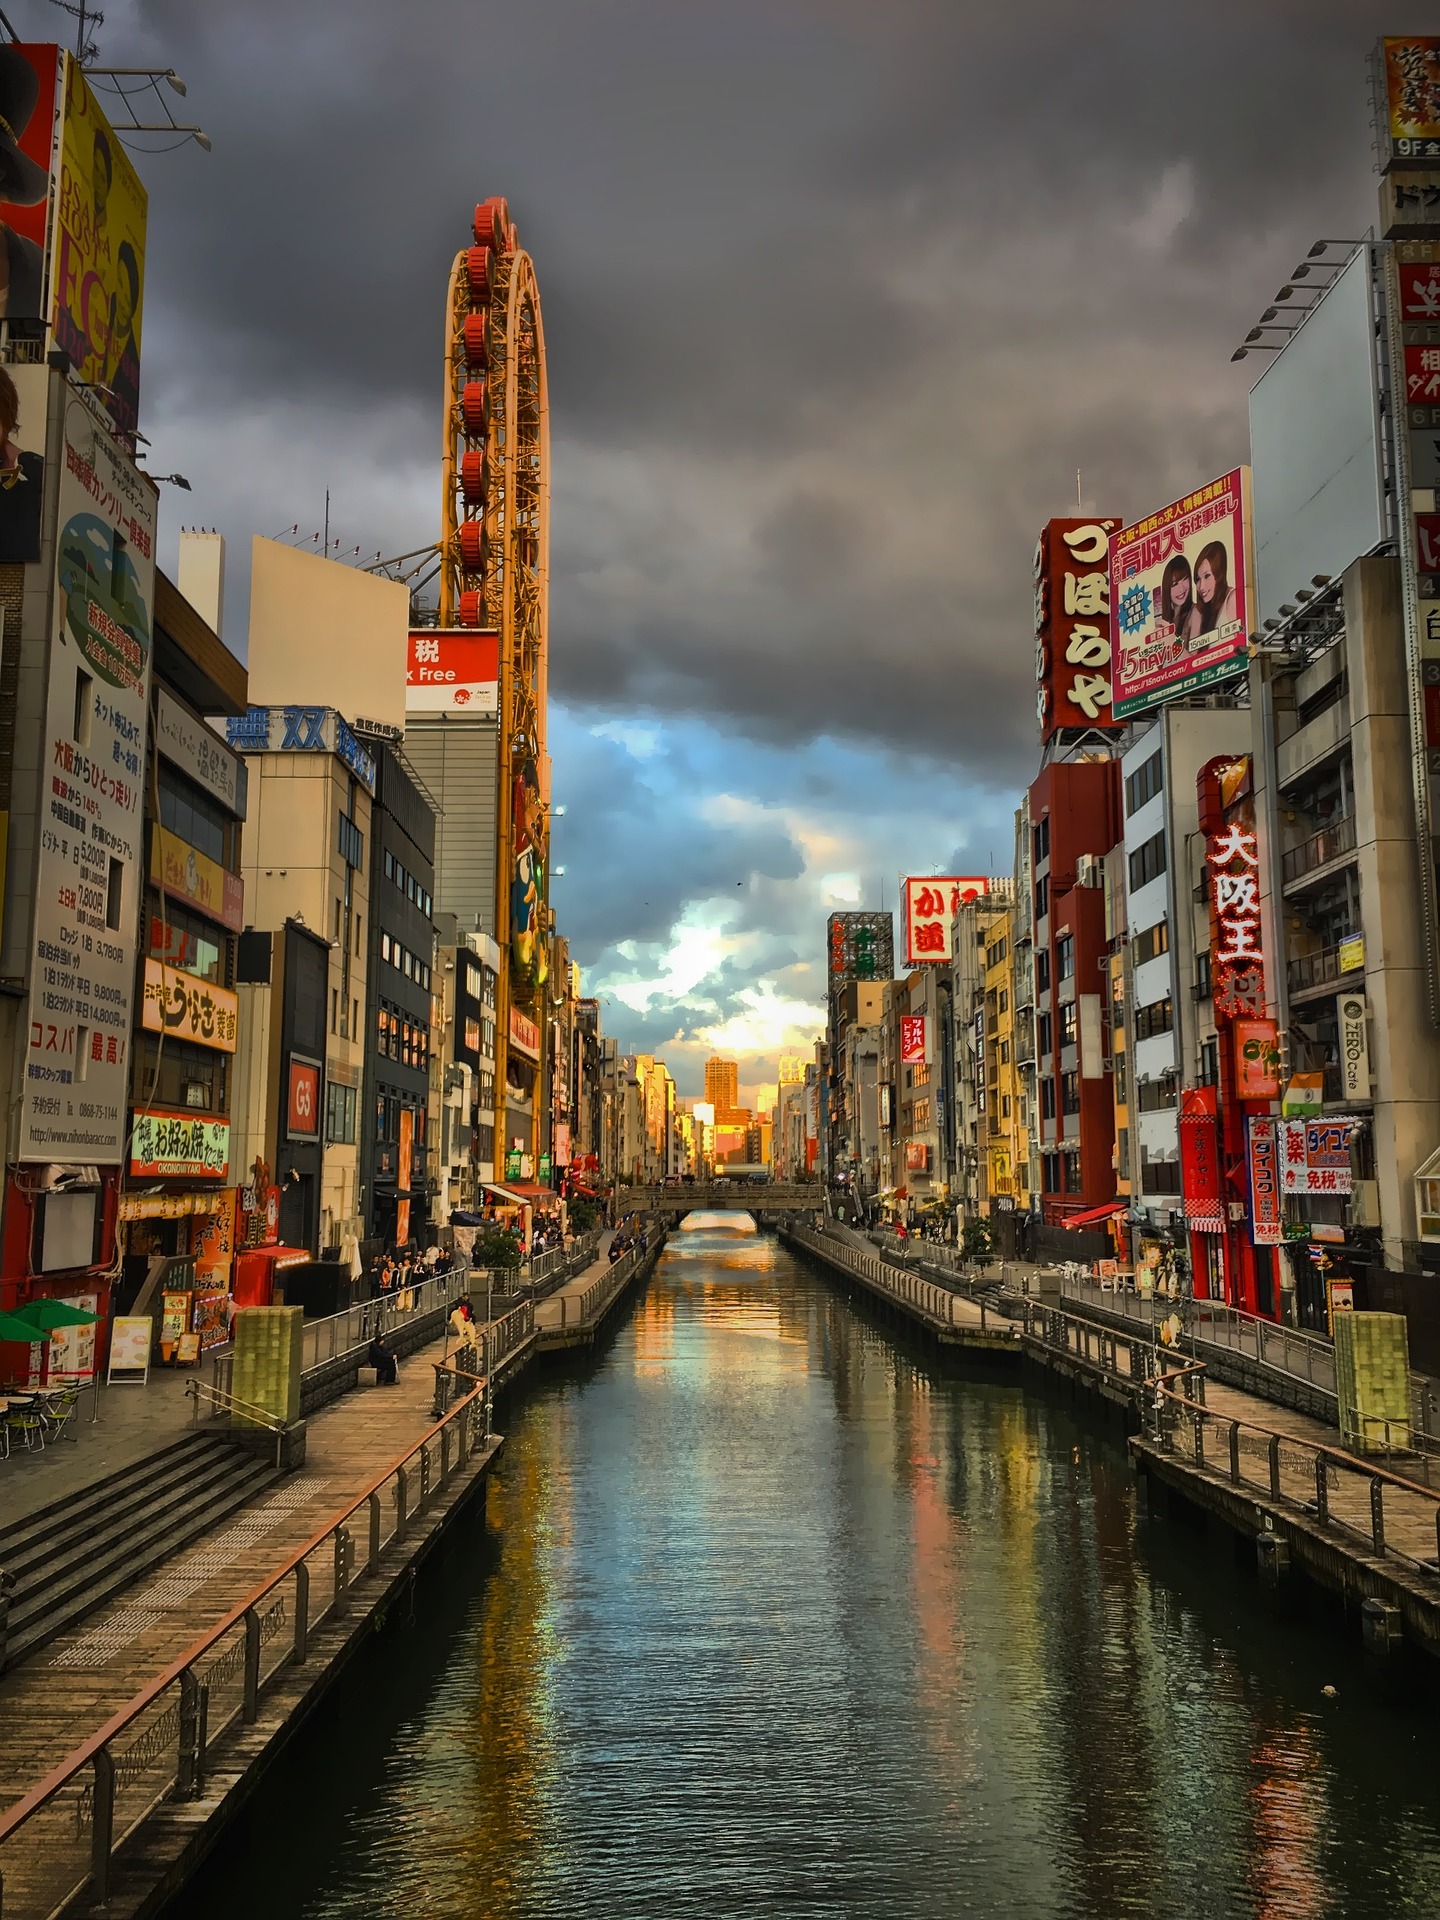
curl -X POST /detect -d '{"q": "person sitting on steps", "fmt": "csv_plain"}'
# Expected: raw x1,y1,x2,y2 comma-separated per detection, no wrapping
367,1333,398,1386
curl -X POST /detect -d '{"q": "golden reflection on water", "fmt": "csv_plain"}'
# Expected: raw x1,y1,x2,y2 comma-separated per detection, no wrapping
195,1225,1440,1920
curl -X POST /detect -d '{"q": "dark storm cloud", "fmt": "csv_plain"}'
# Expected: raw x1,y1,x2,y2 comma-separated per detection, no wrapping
83,0,1413,778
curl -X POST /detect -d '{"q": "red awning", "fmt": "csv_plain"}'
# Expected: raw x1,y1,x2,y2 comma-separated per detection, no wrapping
1063,1200,1126,1229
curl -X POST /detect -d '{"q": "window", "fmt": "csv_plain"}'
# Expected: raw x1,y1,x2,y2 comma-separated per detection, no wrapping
105,857,123,930
158,764,231,867
381,932,392,964
1195,949,1211,999
1034,817,1050,864
1129,829,1166,892
1117,1128,1130,1180
1125,749,1163,816
384,850,395,881
1198,1037,1219,1086
1061,1071,1080,1115
1062,1150,1081,1192
73,667,92,747
1140,1154,1183,1196
1056,934,1074,982
331,987,338,1035
987,938,1009,969
1041,1078,1056,1120
1035,949,1051,992
1043,1152,1061,1193
149,900,226,984
1038,1012,1053,1055
1114,1055,1128,1104
1002,1095,1011,1119
1136,1078,1178,1112
1034,875,1049,922
337,810,364,869
999,990,1008,1015
334,898,342,943
999,1040,1010,1065
1132,920,1170,966
326,1081,358,1144
133,1034,227,1113
1133,996,1174,1041
1059,1000,1078,1048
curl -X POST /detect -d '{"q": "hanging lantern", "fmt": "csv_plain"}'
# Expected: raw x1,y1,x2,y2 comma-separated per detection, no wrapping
461,380,487,437
462,314,488,367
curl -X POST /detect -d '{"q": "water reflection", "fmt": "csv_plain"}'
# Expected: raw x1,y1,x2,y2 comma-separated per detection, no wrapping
171,1228,1440,1920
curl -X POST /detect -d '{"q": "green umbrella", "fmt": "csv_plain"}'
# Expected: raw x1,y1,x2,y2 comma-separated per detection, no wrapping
13,1298,99,1331
0,1311,45,1342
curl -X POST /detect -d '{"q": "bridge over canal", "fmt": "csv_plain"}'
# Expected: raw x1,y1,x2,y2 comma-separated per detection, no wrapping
616,1183,818,1216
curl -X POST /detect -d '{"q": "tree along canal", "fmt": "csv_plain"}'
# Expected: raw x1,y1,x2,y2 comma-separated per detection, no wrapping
167,1219,1440,1919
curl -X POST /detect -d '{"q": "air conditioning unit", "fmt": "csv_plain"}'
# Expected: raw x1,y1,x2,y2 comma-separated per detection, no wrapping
1076,855,1102,888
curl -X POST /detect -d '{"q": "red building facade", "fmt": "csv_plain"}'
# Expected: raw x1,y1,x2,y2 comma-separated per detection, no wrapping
1029,758,1123,1226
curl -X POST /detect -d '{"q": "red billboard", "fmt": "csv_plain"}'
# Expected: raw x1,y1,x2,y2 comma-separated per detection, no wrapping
286,1059,320,1141
1247,1116,1283,1245
1034,516,1123,741
406,627,499,713
899,1013,928,1065
1179,1086,1223,1232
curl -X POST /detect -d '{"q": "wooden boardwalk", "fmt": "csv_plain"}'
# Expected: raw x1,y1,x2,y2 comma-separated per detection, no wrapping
535,1233,661,1349
0,1325,464,1819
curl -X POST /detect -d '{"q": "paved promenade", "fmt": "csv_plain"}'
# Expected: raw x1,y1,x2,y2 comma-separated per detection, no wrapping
0,1325,462,1816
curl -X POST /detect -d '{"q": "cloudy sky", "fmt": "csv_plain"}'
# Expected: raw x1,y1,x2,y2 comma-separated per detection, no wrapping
33,0,1415,1099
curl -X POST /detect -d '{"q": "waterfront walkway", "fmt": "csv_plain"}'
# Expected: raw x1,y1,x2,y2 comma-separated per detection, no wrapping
0,1333,459,1817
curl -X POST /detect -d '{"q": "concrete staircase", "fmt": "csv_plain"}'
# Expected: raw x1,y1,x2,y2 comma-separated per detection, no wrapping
0,1430,279,1670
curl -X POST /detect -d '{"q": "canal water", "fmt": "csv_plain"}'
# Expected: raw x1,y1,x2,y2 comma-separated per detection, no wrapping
172,1221,1440,1919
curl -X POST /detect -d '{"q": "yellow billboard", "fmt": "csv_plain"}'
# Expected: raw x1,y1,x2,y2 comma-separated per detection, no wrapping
51,52,147,438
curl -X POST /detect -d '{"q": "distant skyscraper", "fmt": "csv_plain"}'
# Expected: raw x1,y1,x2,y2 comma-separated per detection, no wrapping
705,1055,740,1116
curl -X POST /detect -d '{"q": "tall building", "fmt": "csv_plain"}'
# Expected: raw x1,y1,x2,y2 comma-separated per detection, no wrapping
704,1055,740,1119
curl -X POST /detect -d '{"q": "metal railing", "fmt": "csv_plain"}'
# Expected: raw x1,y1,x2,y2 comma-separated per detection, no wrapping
184,1379,288,1467
546,1239,651,1330
0,1380,493,1920
1281,812,1357,887
1288,940,1363,997
1059,1276,1339,1393
790,1225,1015,1337
1150,1365,1440,1580
431,1301,535,1415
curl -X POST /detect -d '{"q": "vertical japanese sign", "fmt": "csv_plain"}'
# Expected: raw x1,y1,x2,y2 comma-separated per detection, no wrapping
1179,1085,1224,1231
1247,1116,1283,1245
20,377,155,1163
397,1106,414,1246
1207,818,1265,1024
1377,38,1440,166
1034,516,1123,742
902,876,987,965
1111,470,1254,718
50,53,148,439
899,1013,928,1066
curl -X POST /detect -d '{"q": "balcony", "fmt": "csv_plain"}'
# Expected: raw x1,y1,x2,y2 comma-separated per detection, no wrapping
1288,937,1364,1000
1282,813,1357,890
1276,689,1350,787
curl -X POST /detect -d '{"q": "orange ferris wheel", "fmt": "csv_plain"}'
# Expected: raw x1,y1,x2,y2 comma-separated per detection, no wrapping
441,197,551,1154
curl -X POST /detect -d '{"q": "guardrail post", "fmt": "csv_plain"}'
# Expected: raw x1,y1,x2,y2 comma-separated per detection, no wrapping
1268,1434,1281,1498
1370,1478,1386,1556
420,1443,433,1510
396,1467,409,1542
368,1491,382,1573
178,1667,201,1797
90,1744,115,1903
440,1423,452,1488
1193,1410,1205,1467
1315,1455,1329,1525
334,1525,352,1616
1229,1421,1241,1486
293,1562,310,1664
243,1607,261,1722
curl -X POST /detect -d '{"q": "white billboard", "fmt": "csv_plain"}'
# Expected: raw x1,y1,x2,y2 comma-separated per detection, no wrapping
1248,248,1385,629
21,380,156,1163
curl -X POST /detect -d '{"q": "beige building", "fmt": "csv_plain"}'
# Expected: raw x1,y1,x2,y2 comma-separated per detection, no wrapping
229,709,377,1255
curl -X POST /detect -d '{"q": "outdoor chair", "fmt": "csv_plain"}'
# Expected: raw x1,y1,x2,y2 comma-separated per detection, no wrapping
6,1405,46,1451
41,1390,79,1443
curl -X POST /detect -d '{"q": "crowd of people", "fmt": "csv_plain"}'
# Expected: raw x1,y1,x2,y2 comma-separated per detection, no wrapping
607,1216,649,1264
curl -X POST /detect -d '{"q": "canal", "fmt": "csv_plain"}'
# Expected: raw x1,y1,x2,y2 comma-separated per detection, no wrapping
171,1219,1440,1919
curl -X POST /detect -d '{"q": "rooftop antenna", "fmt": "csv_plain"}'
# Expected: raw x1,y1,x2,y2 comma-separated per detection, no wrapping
46,0,102,61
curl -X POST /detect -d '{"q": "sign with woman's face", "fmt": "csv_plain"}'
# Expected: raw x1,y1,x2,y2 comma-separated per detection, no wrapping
1110,467,1253,720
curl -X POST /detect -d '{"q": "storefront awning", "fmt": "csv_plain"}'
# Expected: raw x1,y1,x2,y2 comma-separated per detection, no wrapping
482,1182,562,1209
1063,1200,1126,1229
